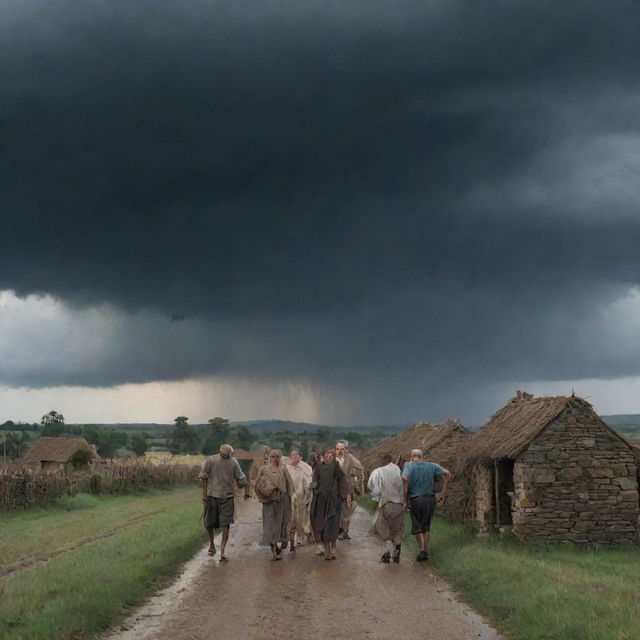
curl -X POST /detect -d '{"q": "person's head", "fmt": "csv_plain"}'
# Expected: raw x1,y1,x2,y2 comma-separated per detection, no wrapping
410,448,423,462
269,449,283,466
289,449,302,465
381,454,393,466
220,444,234,459
335,440,347,458
322,447,335,464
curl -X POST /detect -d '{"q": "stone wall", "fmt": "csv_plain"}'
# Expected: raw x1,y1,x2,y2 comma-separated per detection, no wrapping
512,406,639,544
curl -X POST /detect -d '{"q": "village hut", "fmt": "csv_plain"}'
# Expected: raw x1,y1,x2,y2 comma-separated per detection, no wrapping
22,437,97,471
462,392,640,544
361,418,470,520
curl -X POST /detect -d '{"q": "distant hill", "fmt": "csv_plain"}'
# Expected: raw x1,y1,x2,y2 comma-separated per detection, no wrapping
64,420,412,435
602,415,640,440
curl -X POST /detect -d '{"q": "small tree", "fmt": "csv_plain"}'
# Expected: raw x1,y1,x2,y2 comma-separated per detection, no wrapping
169,416,201,454
202,417,230,455
41,410,65,437
130,432,149,457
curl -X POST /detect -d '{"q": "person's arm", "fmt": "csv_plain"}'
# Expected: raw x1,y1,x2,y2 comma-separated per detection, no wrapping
401,464,411,509
199,459,210,503
437,469,452,505
368,470,382,508
336,464,351,507
233,458,248,488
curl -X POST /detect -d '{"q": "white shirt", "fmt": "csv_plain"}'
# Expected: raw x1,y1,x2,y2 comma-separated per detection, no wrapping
367,463,404,507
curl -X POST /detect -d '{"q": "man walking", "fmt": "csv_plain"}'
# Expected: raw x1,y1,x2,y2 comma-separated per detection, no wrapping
200,443,248,561
335,440,364,540
368,454,405,563
402,449,450,562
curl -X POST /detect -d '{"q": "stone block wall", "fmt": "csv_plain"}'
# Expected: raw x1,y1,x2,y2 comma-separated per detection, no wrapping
512,407,639,544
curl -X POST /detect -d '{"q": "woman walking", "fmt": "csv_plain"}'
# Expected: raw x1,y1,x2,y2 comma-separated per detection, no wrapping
309,447,351,560
254,449,293,560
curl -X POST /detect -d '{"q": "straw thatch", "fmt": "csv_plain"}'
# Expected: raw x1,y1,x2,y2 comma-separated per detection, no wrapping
361,418,469,475
462,394,639,463
22,437,96,466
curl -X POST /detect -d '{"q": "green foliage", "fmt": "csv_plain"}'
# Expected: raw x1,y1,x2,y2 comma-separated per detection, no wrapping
82,425,130,458
202,416,229,454
1,432,27,459
69,449,93,468
89,473,106,494
130,432,149,456
40,411,65,437
168,416,201,454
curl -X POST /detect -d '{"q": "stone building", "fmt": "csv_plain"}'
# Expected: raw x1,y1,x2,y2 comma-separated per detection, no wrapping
361,418,470,520
462,393,639,544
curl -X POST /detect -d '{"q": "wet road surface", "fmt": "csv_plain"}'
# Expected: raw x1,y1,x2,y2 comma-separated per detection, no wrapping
105,498,505,640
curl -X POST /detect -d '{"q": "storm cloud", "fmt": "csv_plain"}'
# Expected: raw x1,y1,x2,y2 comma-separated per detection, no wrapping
1,0,640,422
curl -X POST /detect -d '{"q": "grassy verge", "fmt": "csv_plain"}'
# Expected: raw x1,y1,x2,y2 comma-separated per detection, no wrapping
0,486,207,639
355,496,640,640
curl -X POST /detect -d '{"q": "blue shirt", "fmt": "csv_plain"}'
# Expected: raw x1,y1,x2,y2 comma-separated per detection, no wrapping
401,461,445,497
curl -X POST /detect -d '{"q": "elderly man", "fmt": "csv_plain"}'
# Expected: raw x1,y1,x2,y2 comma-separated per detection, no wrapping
368,454,405,563
335,440,364,540
286,448,314,550
402,448,451,562
200,443,247,561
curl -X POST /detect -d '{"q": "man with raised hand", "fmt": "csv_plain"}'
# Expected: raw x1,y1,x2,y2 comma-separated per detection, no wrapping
402,448,450,562
199,443,247,561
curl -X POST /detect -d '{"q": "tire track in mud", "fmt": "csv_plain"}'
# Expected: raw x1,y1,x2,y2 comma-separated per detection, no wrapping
104,498,506,640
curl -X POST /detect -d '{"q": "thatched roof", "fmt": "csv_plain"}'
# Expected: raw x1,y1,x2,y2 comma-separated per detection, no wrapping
22,437,95,464
463,394,639,463
361,418,469,473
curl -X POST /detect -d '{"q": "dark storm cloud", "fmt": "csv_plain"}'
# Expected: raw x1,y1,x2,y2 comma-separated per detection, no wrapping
1,0,640,420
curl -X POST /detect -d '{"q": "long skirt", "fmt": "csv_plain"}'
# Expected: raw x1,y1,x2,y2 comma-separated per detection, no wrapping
261,495,292,545
310,492,343,543
290,492,311,537
373,502,405,544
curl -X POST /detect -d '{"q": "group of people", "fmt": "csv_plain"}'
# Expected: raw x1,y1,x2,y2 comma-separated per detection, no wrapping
199,441,450,564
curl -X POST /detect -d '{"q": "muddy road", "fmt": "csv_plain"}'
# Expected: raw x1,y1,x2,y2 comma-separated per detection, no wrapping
105,499,504,640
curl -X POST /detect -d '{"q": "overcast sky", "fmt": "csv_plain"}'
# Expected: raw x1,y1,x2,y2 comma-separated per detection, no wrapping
2,0,640,426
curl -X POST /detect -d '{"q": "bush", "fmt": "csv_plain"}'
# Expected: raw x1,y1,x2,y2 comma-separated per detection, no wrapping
69,449,93,468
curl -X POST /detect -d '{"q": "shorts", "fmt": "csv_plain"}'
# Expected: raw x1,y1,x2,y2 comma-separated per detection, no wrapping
205,496,235,530
409,494,436,535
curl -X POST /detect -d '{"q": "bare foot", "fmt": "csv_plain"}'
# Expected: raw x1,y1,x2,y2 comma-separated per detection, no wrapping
208,546,216,556
219,555,228,562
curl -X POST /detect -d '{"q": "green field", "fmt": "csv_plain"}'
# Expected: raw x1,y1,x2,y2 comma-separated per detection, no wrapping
0,487,206,640
356,496,640,640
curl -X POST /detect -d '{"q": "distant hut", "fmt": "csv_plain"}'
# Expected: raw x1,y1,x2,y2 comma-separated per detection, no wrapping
462,393,640,544
22,437,96,471
361,418,470,520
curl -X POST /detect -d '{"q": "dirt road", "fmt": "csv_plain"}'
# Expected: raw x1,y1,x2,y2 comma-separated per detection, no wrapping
106,499,504,640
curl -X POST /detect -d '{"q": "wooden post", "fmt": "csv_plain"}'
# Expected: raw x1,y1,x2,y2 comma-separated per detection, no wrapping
494,459,500,528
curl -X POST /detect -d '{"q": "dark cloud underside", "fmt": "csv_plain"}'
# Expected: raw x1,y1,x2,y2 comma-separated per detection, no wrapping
1,0,640,419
